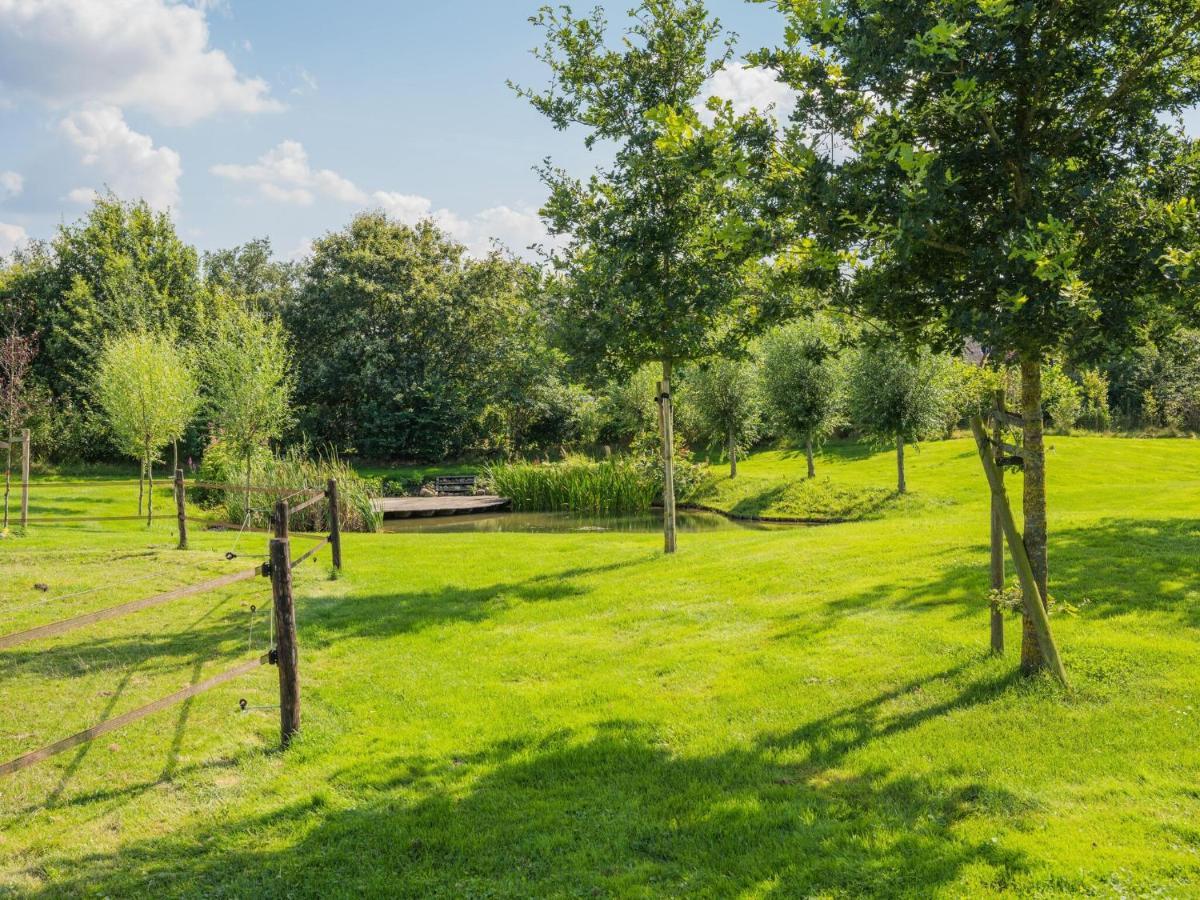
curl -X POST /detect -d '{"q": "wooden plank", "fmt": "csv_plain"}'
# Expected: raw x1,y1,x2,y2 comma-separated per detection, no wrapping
0,654,268,778
290,535,330,569
373,495,509,517
970,416,1068,687
288,492,326,516
189,482,324,497
991,408,1023,428
0,565,264,651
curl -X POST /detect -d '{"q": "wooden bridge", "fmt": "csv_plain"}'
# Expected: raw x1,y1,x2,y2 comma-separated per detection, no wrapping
373,495,510,519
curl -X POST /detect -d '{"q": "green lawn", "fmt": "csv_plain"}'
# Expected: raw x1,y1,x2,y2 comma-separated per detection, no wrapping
2,436,1200,896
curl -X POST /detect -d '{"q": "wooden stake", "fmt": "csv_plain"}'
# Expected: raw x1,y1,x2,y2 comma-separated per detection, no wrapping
989,393,1005,654
970,416,1068,686
270,535,300,747
175,468,188,550
659,376,677,554
327,478,342,571
20,428,29,528
274,498,289,540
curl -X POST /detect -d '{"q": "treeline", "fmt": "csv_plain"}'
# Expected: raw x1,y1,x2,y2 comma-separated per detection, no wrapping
0,193,1195,469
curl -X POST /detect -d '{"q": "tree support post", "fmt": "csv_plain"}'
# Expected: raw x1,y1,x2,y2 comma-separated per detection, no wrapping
989,393,1005,654
969,416,1067,687
175,468,188,550
658,377,677,554
327,478,343,572
20,429,29,529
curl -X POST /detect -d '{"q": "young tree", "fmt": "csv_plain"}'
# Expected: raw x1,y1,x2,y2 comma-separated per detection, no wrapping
847,343,953,494
761,0,1200,673
687,358,763,477
0,327,36,528
760,322,843,479
199,305,293,510
94,330,198,524
516,0,773,552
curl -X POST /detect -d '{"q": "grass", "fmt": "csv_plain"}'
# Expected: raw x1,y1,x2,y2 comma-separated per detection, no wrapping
2,435,1200,896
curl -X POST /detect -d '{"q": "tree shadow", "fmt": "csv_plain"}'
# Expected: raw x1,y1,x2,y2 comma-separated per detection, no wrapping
23,663,1032,897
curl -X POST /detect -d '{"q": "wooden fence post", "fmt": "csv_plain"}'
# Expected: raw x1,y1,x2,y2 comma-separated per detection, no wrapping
20,428,30,528
175,468,188,550
970,416,1068,687
269,534,300,747
327,478,342,572
989,393,1005,654
274,498,289,540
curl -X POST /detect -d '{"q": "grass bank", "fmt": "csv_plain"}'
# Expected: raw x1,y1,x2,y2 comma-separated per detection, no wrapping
2,436,1200,895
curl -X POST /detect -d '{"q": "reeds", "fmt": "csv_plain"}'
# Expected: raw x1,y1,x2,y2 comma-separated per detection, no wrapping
485,455,658,514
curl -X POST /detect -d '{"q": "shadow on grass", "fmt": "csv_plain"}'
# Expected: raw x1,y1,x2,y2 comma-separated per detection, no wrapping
811,516,1200,630
23,663,1032,898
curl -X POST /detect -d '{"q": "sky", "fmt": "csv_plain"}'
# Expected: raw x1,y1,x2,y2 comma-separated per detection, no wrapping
0,1,1197,262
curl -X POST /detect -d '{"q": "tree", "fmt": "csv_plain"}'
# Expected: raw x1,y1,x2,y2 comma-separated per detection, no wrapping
0,326,36,528
198,305,293,511
286,213,542,460
847,343,953,494
516,0,774,552
761,0,1200,673
94,330,198,524
760,322,843,479
202,238,299,317
687,358,763,477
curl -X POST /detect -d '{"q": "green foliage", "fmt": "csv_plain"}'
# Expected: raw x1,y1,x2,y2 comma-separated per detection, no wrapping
201,238,298,316
1040,362,1083,431
93,329,199,478
517,0,776,377
846,343,955,446
595,363,662,447
486,455,660,515
285,213,545,460
760,322,845,450
759,0,1200,362
205,440,380,533
683,357,763,459
196,304,293,488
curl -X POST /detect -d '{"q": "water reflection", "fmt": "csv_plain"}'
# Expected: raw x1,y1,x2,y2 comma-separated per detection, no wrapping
379,510,791,534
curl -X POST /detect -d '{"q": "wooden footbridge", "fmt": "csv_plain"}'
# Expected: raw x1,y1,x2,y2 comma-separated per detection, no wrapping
372,475,509,519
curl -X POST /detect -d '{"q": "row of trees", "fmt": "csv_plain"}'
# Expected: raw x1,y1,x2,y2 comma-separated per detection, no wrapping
515,0,1200,681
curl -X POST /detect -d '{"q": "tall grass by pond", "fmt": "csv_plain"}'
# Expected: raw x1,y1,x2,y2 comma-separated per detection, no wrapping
197,442,381,532
486,456,660,514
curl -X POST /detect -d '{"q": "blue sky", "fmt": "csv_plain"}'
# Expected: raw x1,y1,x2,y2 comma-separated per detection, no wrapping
0,1,1196,261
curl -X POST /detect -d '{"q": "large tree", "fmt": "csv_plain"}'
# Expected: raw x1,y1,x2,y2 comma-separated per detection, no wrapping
516,0,774,553
760,0,1200,673
286,213,543,461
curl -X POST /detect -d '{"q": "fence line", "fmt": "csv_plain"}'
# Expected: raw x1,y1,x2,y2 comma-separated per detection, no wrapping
0,565,264,651
0,653,270,778
290,535,332,569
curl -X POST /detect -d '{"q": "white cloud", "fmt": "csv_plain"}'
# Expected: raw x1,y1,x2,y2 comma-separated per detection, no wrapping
0,169,21,199
59,105,182,210
697,63,797,125
212,140,369,206
0,221,27,255
0,0,280,125
66,187,97,205
215,141,558,258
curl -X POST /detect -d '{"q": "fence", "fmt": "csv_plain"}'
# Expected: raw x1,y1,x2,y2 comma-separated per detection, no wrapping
0,492,341,778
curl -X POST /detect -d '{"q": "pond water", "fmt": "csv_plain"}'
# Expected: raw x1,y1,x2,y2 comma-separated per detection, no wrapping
379,509,791,534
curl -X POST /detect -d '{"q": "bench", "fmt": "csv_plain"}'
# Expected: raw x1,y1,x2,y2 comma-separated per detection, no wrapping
434,475,477,496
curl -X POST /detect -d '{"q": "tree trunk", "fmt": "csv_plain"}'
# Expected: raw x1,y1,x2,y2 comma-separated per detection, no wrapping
805,436,815,479
728,426,737,478
138,458,145,518
146,449,154,527
245,456,253,522
3,433,11,529
1020,358,1049,674
172,439,178,475
659,361,677,555
990,389,1005,655
897,434,907,494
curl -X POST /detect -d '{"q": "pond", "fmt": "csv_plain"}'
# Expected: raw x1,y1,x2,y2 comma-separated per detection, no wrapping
379,509,791,534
